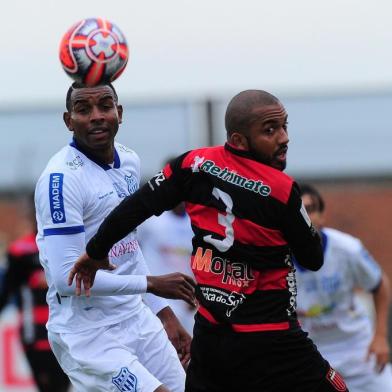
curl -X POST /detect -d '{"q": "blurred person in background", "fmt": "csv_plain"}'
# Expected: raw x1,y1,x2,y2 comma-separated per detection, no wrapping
138,159,195,335
296,184,392,392
0,194,69,392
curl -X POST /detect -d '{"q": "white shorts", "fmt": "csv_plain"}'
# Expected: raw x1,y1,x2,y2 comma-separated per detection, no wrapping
345,363,392,392
48,304,185,392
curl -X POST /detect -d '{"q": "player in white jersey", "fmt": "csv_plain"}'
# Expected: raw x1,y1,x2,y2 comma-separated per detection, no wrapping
138,202,196,335
35,82,196,392
296,184,392,392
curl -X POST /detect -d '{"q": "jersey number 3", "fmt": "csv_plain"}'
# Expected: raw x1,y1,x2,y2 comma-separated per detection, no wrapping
203,187,234,252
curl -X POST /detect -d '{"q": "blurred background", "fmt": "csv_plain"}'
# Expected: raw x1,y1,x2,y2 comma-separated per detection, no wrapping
1,0,392,390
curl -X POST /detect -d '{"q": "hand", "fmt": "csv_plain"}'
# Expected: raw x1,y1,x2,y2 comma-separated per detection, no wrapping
157,306,192,368
68,252,116,296
147,273,197,307
367,334,391,373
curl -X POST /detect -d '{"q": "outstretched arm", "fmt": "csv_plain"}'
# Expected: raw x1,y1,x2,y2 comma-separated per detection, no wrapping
367,272,391,372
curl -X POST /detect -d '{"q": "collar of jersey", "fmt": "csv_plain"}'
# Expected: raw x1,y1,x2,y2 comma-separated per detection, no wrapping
69,138,120,170
225,142,256,159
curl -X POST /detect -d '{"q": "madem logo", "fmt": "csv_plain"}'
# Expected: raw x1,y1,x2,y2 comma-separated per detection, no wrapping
192,247,254,287
49,173,66,224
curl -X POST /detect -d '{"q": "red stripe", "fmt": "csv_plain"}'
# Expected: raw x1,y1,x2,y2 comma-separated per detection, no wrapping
34,306,49,324
163,163,173,179
194,268,287,293
198,305,219,324
181,146,293,203
256,268,289,290
186,202,287,247
33,340,51,351
85,53,105,86
191,247,289,293
197,310,292,332
186,203,225,237
233,217,286,246
8,233,38,257
3,327,34,386
232,321,290,332
28,270,47,289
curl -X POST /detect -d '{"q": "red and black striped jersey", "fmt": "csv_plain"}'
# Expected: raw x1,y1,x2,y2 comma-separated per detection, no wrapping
87,143,323,332
0,233,50,350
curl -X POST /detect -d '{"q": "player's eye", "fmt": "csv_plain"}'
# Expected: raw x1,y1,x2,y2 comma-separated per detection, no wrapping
74,106,90,114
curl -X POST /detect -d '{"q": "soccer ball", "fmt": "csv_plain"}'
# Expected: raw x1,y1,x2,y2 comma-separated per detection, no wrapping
59,18,129,86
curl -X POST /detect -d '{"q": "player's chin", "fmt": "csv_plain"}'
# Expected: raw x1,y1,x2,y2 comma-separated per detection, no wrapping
88,134,113,148
271,159,287,171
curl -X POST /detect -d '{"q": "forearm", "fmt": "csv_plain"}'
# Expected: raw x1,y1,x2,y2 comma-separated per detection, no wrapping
87,191,152,259
373,273,391,338
282,185,323,270
45,233,147,296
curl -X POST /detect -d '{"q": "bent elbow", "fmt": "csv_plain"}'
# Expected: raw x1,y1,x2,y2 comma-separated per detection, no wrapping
305,260,323,271
295,251,324,271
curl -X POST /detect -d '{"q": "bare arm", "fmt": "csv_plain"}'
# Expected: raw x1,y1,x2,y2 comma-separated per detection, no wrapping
156,306,192,367
368,272,391,372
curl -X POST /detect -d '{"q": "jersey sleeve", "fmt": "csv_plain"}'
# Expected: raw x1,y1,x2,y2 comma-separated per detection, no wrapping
35,170,85,236
280,182,324,271
348,241,382,291
87,153,190,259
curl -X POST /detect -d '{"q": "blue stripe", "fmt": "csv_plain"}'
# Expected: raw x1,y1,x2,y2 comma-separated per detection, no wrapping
43,226,85,236
320,230,328,253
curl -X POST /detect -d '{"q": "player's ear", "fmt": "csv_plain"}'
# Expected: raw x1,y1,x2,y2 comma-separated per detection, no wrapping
229,132,249,150
117,105,123,124
63,112,73,132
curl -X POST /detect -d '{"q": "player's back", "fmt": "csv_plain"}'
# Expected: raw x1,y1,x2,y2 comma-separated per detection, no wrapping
168,144,301,332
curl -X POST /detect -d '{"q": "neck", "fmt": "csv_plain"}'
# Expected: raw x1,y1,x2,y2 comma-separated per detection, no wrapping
73,138,114,164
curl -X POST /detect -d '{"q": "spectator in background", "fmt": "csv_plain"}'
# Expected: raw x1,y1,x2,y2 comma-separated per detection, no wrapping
296,184,392,392
138,160,195,334
0,194,69,392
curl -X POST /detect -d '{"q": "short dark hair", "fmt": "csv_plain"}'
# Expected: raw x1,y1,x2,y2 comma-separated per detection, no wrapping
299,183,325,212
225,89,280,136
65,82,118,111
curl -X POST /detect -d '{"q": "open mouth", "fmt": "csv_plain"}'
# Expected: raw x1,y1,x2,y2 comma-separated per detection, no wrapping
88,128,110,141
275,147,288,161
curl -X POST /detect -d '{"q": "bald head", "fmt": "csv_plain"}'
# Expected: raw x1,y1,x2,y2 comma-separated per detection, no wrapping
225,90,280,137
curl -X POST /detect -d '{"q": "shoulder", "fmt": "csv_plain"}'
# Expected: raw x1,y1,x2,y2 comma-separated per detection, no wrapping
35,146,86,207
323,227,362,253
115,142,139,161
37,145,83,180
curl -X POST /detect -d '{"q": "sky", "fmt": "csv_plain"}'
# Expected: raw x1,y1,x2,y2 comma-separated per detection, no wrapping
1,0,392,107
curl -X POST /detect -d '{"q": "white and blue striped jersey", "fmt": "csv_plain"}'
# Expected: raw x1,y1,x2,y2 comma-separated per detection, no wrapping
35,141,159,333
296,227,382,378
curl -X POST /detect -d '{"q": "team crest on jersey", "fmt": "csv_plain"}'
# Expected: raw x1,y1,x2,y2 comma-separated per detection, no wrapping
125,175,138,194
113,182,127,198
66,155,84,170
112,367,137,392
326,367,347,391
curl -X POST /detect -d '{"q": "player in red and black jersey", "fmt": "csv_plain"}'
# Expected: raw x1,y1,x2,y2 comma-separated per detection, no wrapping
70,90,349,391
0,201,69,392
